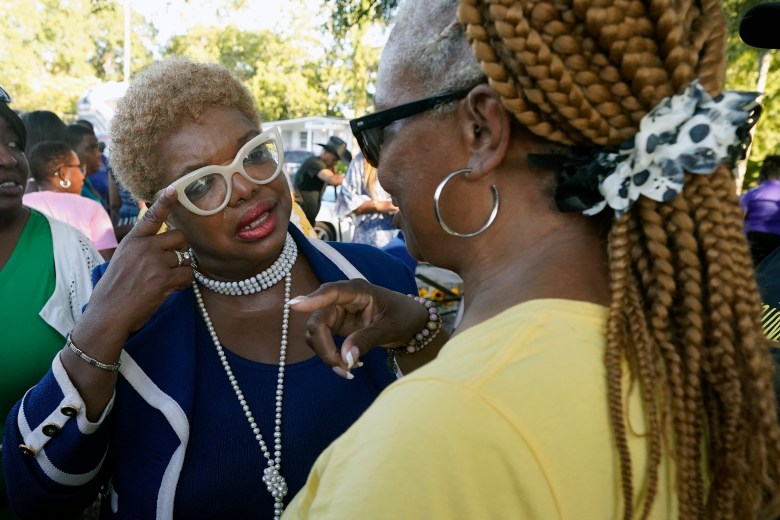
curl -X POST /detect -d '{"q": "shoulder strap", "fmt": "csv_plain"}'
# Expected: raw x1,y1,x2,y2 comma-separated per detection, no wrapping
305,237,367,281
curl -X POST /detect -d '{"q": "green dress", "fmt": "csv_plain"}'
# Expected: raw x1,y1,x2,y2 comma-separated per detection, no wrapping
0,210,62,520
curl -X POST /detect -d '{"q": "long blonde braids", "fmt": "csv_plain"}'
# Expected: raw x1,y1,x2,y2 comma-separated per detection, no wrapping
458,0,780,518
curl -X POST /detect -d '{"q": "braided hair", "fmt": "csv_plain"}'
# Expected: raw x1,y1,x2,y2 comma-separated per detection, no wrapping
459,1,780,517
390,1,780,518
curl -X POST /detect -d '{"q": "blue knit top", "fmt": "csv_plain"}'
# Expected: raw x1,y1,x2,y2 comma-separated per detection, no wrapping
173,318,393,518
2,225,414,519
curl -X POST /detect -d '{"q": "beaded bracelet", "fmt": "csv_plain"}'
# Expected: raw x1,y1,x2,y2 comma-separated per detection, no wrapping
66,333,122,372
387,295,442,373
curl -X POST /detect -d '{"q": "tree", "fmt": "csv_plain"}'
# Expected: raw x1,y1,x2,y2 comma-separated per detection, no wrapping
325,0,398,41
318,23,382,117
163,0,387,122
313,0,394,118
0,0,386,124
720,0,780,190
165,25,330,121
0,0,154,116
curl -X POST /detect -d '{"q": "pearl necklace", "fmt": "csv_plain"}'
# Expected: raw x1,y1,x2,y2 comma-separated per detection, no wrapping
192,244,297,519
192,233,297,296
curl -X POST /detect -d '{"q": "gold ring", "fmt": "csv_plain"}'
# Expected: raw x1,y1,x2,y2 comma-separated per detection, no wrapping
175,250,185,268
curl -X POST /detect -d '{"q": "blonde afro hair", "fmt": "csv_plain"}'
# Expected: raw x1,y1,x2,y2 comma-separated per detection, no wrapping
110,57,260,201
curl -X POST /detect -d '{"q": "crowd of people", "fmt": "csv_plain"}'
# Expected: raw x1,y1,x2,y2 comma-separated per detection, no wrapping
4,0,780,519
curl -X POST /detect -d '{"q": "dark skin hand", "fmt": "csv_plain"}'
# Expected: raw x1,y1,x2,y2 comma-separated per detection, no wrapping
353,199,398,215
289,279,447,378
62,186,193,421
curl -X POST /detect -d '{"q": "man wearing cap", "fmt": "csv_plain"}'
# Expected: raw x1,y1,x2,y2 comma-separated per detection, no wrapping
293,135,351,224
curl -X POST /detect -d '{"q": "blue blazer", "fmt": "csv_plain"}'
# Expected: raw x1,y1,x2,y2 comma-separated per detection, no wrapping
3,225,416,519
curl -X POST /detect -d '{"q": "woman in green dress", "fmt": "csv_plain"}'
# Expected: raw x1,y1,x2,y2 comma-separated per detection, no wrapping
0,87,102,520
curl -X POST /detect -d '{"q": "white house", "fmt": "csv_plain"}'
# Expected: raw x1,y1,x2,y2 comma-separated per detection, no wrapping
263,115,354,154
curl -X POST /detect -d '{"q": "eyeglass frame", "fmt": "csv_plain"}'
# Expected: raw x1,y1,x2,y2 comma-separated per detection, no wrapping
153,126,285,216
350,87,475,168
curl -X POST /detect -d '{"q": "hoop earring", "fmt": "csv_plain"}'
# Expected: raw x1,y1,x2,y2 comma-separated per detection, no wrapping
433,168,499,238
58,178,72,189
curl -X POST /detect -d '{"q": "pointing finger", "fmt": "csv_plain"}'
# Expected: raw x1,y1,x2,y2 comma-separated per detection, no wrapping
288,280,373,314
128,185,178,238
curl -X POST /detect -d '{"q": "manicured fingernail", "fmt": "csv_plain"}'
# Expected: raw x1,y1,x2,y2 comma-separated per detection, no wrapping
287,296,306,306
332,366,354,380
356,361,364,368
344,346,360,369
165,184,175,196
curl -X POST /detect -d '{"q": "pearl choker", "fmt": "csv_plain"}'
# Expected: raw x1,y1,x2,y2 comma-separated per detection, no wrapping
191,233,297,296
193,270,294,519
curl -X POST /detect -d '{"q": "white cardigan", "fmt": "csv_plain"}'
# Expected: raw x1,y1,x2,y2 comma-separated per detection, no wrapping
37,214,103,336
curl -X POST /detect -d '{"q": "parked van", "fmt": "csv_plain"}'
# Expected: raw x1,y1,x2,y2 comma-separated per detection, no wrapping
76,81,128,152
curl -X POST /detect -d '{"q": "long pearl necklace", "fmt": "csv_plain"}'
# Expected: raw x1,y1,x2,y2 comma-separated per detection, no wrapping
192,243,297,519
192,233,297,296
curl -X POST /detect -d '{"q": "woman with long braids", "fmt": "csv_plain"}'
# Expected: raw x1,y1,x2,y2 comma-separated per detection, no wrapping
282,0,780,518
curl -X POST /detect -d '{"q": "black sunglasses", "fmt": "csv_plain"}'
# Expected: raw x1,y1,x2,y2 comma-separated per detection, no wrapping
350,87,475,167
0,86,11,104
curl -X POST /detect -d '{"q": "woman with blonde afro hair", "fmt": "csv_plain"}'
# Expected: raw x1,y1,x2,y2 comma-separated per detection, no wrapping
2,57,422,519
283,1,780,519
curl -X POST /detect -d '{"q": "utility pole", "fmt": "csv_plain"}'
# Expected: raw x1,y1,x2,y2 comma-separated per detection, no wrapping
736,49,771,194
124,0,131,83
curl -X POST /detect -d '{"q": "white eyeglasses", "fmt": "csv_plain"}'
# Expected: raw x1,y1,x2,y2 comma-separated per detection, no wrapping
154,126,285,216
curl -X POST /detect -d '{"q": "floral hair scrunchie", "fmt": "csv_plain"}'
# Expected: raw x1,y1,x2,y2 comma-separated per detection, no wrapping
553,80,761,217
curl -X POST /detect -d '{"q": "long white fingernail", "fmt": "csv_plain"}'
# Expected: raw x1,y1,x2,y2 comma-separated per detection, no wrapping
288,296,306,306
344,346,360,369
332,366,354,380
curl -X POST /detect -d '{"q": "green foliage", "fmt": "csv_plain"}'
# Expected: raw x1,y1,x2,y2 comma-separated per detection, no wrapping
163,0,387,121
0,0,389,124
723,0,780,190
165,25,273,80
318,23,383,117
325,0,398,41
165,25,330,121
321,1,391,117
3,0,778,153
0,0,154,116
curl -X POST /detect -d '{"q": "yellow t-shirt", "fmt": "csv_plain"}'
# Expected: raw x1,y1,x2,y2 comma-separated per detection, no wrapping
284,299,677,519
